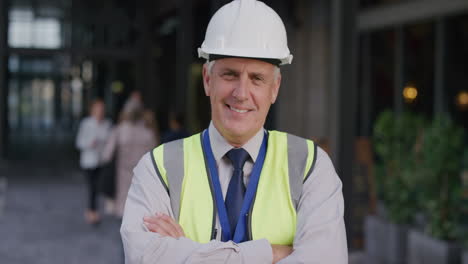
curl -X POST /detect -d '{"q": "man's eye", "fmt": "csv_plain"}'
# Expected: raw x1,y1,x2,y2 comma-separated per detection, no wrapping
222,72,237,79
252,75,264,82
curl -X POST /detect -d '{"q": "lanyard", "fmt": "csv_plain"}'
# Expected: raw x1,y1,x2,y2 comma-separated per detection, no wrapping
202,130,268,242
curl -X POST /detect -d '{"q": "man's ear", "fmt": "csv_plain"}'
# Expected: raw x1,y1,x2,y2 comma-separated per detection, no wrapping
271,72,281,104
202,64,211,96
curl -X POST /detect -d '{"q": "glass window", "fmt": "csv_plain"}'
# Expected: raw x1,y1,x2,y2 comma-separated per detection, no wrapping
6,54,82,159
446,14,468,130
8,7,62,48
403,22,434,117
369,30,395,125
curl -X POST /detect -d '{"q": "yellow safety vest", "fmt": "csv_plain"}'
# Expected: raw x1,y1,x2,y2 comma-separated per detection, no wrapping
151,130,316,245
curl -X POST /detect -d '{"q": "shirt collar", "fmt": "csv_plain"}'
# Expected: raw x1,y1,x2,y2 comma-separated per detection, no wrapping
208,122,265,163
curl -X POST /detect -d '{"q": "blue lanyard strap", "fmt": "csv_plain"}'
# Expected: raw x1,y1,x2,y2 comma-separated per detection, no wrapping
202,129,268,242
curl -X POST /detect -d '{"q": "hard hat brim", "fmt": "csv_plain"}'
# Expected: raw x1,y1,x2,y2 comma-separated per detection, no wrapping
198,48,293,66
207,54,282,66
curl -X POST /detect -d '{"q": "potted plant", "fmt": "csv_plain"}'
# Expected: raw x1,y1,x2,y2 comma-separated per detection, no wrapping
365,110,425,263
463,247,468,264
462,234,468,264
408,115,465,264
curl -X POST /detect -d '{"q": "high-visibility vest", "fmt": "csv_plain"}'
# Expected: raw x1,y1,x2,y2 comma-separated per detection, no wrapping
151,130,316,245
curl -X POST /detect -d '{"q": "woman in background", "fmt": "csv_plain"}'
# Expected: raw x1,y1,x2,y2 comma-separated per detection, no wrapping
102,102,158,218
76,99,112,225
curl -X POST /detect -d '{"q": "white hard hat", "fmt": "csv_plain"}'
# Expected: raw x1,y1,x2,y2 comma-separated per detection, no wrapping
198,0,293,66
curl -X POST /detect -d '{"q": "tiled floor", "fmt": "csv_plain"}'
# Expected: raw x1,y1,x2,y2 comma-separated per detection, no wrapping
0,177,6,217
0,164,123,264
348,251,382,264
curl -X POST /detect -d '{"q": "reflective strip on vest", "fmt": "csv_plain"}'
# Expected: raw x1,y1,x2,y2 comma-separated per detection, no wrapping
151,131,316,245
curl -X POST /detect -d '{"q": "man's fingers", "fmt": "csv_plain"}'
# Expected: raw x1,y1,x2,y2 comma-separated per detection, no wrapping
161,215,185,237
143,215,160,224
143,213,185,238
144,222,158,233
144,215,179,238
157,219,179,238
145,220,176,237
144,222,171,236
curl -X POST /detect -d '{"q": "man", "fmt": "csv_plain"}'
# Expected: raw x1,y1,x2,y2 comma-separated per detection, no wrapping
121,0,348,263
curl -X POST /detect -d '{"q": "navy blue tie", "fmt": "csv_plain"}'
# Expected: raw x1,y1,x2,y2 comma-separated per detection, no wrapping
225,148,249,238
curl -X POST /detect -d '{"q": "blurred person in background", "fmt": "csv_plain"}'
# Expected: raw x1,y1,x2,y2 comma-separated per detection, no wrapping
76,98,112,225
122,90,143,116
102,99,158,218
98,90,146,213
161,111,189,144
143,110,161,144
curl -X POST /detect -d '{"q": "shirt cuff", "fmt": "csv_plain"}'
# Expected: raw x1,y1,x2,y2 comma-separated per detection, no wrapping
238,239,273,264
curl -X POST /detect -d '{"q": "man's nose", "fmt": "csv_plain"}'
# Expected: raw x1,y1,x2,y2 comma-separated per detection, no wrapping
232,76,249,101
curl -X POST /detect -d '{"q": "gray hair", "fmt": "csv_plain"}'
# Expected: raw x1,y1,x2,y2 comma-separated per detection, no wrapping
206,60,281,80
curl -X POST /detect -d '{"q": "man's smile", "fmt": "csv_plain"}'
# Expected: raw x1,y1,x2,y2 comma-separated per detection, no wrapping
225,104,253,114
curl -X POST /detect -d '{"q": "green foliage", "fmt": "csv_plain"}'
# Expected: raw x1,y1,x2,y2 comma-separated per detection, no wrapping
373,111,466,241
418,115,465,241
463,148,468,169
373,110,426,224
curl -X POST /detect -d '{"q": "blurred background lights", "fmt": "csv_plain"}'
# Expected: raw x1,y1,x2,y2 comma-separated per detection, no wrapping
82,61,93,82
403,84,418,102
111,81,124,94
456,90,468,111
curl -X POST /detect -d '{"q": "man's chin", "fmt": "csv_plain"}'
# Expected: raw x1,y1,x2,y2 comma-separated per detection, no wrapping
222,125,260,143
222,126,245,138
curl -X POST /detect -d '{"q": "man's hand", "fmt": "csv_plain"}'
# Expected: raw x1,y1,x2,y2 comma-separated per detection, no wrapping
143,213,185,238
271,244,293,263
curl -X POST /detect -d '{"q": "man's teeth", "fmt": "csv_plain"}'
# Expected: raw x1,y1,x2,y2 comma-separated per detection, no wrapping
229,106,248,113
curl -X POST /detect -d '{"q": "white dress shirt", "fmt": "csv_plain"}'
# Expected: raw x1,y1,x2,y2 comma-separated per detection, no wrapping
76,117,112,169
121,123,348,263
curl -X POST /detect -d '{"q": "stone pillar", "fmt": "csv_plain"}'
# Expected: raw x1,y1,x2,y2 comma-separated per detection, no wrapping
434,18,446,114
135,0,157,112
302,0,330,140
394,26,404,114
329,0,358,248
276,0,330,141
360,35,372,136
176,0,193,121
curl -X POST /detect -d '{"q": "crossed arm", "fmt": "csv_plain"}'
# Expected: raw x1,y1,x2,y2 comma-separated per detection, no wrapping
142,212,292,263
121,149,347,264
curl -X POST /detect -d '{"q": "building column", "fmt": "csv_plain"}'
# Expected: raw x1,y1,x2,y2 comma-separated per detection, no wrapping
176,0,193,119
394,26,404,114
0,0,9,159
329,0,358,248
361,35,372,136
434,18,446,114
135,0,157,112
303,0,330,139
275,0,329,140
